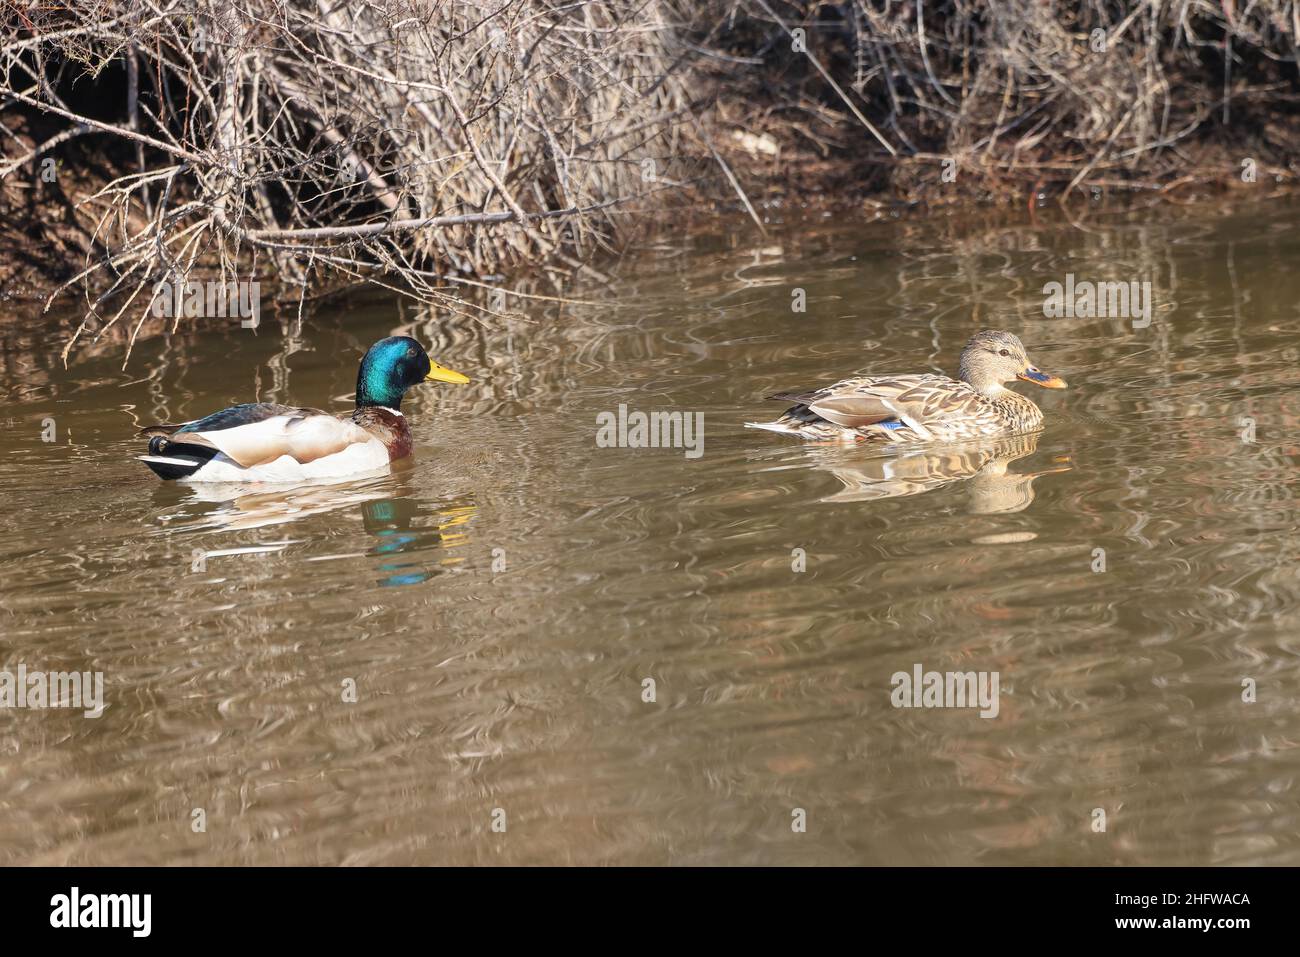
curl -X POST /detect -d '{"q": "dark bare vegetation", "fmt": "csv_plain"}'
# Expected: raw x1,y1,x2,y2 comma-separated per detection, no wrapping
2,1,1298,358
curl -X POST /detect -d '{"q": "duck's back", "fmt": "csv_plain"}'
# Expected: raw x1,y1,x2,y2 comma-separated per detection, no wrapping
754,373,1042,443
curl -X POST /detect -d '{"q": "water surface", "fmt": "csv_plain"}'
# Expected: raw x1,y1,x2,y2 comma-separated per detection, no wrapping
2,198,1299,865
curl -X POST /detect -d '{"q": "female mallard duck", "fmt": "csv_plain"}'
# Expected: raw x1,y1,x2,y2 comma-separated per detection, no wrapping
748,330,1066,444
137,336,469,482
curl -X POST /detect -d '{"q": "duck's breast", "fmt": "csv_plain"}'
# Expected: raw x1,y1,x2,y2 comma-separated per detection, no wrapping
353,407,413,461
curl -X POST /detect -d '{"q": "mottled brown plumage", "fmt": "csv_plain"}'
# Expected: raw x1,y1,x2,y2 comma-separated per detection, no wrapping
748,330,1067,444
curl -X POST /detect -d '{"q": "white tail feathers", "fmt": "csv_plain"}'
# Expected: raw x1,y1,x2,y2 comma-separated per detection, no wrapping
743,421,798,434
138,454,202,467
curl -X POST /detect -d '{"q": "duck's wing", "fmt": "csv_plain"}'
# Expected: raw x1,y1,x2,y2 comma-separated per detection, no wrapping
139,402,310,436
769,374,973,438
139,403,372,467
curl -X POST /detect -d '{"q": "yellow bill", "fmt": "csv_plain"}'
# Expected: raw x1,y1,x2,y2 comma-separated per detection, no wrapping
426,362,470,385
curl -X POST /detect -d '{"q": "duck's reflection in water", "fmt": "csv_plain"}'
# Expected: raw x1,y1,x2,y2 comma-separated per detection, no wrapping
806,433,1071,513
162,473,396,532
158,473,476,586
361,496,476,587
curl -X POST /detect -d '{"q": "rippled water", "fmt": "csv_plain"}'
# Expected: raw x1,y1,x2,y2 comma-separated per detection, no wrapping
3,197,1299,865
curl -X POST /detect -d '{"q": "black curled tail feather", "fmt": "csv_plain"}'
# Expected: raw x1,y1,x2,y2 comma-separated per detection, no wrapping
137,423,183,438
138,439,220,481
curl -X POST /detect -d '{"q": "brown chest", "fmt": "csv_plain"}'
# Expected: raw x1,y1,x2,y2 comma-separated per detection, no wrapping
353,407,414,461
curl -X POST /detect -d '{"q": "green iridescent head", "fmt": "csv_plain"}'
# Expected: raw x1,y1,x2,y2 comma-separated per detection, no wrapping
355,336,470,410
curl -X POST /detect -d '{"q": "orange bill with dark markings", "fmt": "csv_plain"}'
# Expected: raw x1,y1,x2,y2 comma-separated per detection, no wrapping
1017,367,1067,389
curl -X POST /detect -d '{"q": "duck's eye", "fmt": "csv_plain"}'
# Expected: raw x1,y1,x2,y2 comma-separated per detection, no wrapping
998,349,1010,357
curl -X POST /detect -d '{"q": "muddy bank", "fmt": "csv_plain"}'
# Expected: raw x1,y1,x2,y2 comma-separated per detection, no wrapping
3,2,1299,331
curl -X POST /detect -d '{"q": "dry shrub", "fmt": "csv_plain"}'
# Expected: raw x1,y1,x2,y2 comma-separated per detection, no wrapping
0,0,714,357
4,1,1300,361
706,1,1300,202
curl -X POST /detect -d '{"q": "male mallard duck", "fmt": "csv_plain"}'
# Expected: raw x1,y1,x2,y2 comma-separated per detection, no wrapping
747,330,1066,444
137,336,469,482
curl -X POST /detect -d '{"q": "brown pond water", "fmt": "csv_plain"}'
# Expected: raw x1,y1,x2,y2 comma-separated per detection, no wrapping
2,198,1299,865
